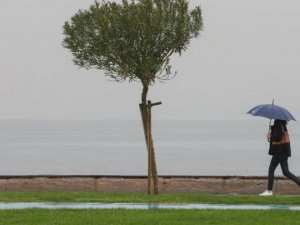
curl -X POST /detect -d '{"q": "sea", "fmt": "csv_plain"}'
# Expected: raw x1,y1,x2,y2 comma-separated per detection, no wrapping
1,119,300,176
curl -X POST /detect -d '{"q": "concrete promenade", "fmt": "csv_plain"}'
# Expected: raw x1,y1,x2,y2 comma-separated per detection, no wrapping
0,175,300,195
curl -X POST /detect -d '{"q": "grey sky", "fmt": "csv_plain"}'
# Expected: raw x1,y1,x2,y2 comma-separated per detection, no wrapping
1,0,300,120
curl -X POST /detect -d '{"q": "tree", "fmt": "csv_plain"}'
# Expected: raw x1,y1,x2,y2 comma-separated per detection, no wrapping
63,0,203,194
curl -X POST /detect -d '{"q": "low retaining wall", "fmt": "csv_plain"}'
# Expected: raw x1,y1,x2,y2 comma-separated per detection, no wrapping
0,175,299,195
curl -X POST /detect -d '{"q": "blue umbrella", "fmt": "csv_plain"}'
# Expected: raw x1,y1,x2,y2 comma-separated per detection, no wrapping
247,103,296,121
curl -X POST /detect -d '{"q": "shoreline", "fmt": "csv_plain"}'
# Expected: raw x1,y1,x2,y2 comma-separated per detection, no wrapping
0,175,300,195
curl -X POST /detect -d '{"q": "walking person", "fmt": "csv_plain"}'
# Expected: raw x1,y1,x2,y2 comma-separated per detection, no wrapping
260,119,300,196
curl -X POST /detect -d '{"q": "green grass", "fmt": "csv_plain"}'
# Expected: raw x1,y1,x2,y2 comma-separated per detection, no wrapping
1,192,300,225
0,192,300,205
0,208,300,225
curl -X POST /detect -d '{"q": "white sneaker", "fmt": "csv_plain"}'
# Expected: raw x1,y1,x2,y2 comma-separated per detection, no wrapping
259,190,273,196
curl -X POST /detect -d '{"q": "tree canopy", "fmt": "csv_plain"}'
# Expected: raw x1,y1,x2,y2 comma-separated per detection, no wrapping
63,0,203,88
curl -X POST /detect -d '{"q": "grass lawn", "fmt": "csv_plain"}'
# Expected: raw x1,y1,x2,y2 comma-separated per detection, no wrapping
1,208,300,225
1,192,300,225
0,192,300,205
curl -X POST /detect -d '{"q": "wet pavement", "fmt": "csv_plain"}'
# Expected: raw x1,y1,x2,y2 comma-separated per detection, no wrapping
0,202,300,210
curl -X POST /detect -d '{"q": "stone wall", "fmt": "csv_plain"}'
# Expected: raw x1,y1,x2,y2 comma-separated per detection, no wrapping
0,176,299,195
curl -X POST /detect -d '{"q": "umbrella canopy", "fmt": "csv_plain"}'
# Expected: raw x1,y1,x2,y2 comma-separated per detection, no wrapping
247,104,296,121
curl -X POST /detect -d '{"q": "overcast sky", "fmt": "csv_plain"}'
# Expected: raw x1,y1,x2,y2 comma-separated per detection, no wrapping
1,0,300,120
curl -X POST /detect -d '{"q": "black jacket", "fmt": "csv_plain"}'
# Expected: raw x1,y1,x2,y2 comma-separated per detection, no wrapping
268,123,291,157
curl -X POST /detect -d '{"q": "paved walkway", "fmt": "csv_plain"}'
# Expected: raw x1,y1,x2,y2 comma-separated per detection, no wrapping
1,202,300,210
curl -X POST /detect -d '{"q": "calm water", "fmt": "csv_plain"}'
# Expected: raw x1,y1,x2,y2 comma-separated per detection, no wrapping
0,119,300,176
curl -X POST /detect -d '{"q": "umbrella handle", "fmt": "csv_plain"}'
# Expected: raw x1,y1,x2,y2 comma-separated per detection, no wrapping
269,97,273,131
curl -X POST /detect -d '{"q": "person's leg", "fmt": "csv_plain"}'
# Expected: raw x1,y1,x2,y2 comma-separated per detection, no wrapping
280,157,300,187
267,155,280,190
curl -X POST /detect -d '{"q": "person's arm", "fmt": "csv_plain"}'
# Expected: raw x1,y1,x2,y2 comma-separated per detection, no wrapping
267,125,272,142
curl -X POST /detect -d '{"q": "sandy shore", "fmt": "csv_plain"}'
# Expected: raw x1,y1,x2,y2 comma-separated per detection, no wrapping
0,175,300,195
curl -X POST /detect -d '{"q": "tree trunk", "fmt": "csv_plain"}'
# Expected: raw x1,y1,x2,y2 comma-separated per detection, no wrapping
141,85,148,105
140,85,159,195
